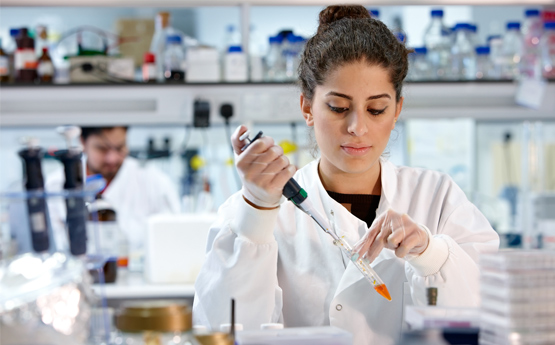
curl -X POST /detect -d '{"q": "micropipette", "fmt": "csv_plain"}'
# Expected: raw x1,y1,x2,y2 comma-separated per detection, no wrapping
241,131,391,301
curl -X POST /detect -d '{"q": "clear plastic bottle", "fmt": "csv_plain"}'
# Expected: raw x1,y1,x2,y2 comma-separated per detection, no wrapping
164,35,185,82
521,9,543,79
150,12,174,82
475,46,493,79
541,22,555,79
468,24,479,47
265,35,284,81
501,22,523,79
451,23,476,80
408,47,432,81
223,24,241,51
488,35,504,79
423,9,452,80
284,34,303,81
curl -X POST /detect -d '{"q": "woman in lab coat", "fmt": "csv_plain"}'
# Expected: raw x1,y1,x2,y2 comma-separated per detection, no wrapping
193,5,499,344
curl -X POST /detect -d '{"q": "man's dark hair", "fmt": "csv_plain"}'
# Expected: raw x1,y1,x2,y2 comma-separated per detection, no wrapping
80,126,128,141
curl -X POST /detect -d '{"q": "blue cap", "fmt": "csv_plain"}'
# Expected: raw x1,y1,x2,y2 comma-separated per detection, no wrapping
166,35,182,44
454,23,471,31
431,9,444,17
476,46,490,55
10,28,19,37
269,35,282,44
469,24,477,33
507,22,520,30
228,45,242,53
545,22,555,30
487,35,502,42
525,9,540,17
414,47,427,54
370,9,380,18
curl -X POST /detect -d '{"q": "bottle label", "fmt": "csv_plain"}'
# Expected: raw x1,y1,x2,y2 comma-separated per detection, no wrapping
38,61,54,76
0,56,8,76
15,49,37,70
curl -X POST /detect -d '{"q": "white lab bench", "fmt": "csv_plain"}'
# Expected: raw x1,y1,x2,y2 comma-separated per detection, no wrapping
92,270,195,307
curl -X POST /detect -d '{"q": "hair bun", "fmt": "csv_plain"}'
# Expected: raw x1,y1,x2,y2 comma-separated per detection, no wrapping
318,5,370,33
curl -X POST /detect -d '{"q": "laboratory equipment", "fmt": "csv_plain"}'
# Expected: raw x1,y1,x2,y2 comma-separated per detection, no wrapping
142,52,156,83
235,326,353,345
164,35,185,82
488,35,503,79
145,213,215,284
479,250,555,345
15,27,38,83
451,23,476,80
501,22,523,79
475,46,493,79
423,9,451,79
114,301,201,345
521,9,543,79
408,47,432,81
541,22,555,79
265,35,285,81
150,11,173,82
37,47,54,83
224,45,248,82
241,131,391,301
0,38,8,82
18,141,50,253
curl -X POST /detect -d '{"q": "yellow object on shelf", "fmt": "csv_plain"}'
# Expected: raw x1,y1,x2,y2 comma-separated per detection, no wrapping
191,155,206,171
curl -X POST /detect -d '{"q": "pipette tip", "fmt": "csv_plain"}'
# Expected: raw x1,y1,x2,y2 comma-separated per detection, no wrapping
374,284,392,301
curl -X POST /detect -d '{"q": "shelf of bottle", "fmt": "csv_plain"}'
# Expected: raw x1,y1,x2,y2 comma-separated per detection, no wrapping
2,0,554,7
1,81,553,126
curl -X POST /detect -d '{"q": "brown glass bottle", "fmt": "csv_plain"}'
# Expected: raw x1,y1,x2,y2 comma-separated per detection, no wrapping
15,28,38,83
37,47,54,83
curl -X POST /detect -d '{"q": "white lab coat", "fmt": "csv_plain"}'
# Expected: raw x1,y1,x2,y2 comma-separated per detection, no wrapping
193,158,499,344
45,156,181,252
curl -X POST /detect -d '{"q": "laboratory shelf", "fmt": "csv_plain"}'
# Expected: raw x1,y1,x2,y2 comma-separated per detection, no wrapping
3,0,554,6
92,271,195,299
1,82,553,126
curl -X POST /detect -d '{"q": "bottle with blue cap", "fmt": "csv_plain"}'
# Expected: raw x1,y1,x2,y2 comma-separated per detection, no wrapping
475,46,493,79
164,35,185,82
407,47,432,81
521,9,543,79
541,22,555,78
224,45,247,82
488,35,504,79
451,23,476,80
265,35,285,81
423,9,452,80
501,22,523,79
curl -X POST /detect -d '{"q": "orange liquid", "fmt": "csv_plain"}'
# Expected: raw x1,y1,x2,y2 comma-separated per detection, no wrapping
374,284,392,301
117,257,129,268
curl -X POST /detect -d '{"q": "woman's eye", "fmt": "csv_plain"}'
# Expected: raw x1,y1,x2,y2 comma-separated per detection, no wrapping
327,104,348,113
369,107,387,116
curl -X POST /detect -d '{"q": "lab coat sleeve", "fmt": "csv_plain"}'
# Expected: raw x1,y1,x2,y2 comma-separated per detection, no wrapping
193,192,283,331
405,201,500,307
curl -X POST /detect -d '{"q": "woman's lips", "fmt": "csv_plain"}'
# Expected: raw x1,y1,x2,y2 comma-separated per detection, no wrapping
341,145,371,156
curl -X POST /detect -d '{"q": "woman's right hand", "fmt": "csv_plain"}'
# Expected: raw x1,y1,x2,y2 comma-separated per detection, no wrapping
232,125,297,209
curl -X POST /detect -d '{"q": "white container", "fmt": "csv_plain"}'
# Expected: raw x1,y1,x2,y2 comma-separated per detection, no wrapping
144,213,215,284
186,46,220,82
224,45,247,82
501,22,523,79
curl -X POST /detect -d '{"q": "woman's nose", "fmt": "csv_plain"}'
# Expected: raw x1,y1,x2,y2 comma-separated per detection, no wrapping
347,109,368,136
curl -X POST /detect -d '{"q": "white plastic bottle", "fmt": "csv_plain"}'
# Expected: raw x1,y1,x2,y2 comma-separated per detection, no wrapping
501,22,523,80
224,45,247,82
150,12,174,82
423,9,452,80
164,35,185,82
521,9,543,79
475,46,493,79
451,23,476,80
541,22,555,79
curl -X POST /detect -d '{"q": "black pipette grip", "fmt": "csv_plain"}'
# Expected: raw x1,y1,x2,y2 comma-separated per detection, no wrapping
18,148,50,253
56,149,87,256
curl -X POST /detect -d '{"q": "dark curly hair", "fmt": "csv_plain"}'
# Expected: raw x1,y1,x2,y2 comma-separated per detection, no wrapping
299,5,411,102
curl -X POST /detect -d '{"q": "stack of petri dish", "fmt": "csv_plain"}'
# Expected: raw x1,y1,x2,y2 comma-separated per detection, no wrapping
479,250,555,345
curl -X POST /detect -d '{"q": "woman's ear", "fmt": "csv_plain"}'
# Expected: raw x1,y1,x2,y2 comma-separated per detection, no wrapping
393,97,404,129
300,94,314,126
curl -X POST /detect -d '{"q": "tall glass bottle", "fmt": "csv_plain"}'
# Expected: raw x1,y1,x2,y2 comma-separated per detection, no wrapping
423,9,452,80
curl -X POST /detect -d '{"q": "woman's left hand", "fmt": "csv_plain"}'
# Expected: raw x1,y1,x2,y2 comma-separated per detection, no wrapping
353,209,430,263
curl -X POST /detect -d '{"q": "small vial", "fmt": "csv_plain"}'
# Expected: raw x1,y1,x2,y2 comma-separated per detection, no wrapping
427,287,438,306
